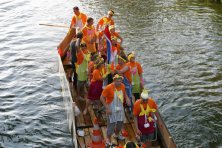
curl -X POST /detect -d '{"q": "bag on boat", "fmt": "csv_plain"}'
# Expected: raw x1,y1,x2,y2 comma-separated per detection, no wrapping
73,102,81,116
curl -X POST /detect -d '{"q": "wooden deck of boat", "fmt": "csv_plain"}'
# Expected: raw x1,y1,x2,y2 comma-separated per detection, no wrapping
62,59,162,148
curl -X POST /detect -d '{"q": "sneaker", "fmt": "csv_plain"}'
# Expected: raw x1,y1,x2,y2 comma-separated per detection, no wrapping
105,141,112,148
113,133,125,140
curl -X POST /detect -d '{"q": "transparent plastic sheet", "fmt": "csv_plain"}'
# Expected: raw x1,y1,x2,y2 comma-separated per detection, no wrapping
58,54,78,148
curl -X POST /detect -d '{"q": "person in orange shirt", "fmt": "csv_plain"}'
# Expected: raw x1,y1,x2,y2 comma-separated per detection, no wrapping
70,6,87,31
133,89,158,148
97,31,107,62
83,57,109,115
127,52,144,100
96,10,115,32
109,25,123,45
82,17,97,53
115,55,133,108
100,74,131,147
87,53,99,82
109,25,127,60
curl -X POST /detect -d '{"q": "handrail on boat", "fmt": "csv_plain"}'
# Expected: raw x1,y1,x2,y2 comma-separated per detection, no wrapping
58,54,78,148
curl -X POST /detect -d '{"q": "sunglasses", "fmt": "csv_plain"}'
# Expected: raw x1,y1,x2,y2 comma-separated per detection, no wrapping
80,44,87,48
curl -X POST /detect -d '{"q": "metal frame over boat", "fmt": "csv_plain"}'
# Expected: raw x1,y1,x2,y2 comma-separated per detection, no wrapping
58,28,177,148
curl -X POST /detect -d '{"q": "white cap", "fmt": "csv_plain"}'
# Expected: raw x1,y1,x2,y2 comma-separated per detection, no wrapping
141,89,149,100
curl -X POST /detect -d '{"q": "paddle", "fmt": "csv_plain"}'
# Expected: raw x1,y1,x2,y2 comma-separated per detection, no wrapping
39,23,69,28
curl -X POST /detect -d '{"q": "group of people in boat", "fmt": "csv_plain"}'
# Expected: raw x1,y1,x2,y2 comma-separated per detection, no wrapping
63,6,158,148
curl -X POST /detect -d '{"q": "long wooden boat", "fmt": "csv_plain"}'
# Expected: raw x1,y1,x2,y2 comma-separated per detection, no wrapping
58,28,177,148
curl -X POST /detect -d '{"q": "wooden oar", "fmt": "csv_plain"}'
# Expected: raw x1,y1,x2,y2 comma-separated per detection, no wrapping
39,23,69,28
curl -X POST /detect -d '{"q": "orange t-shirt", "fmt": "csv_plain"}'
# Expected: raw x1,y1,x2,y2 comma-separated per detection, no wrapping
116,64,132,83
91,68,102,82
70,12,87,27
133,98,157,116
82,25,97,53
127,61,143,75
76,49,88,65
97,17,114,27
102,83,126,104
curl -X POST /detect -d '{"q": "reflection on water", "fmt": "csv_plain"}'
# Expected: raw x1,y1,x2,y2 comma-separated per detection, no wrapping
0,0,221,147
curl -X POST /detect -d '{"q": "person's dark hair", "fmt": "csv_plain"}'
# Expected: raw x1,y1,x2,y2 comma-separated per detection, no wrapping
76,32,83,39
87,17,94,23
125,141,136,148
73,6,79,11
110,10,114,14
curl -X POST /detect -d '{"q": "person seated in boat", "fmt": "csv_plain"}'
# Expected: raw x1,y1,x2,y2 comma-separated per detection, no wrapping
100,74,131,147
70,31,83,90
96,10,115,32
83,57,110,115
82,17,97,54
133,89,157,148
70,6,87,31
76,41,90,100
127,52,144,100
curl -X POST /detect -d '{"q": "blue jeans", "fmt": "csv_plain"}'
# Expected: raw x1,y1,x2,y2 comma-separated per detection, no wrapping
123,76,133,111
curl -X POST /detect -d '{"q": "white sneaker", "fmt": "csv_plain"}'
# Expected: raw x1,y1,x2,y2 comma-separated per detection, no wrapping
113,133,125,140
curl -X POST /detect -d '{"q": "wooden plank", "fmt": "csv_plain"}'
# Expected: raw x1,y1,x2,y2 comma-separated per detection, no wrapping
84,128,91,147
123,111,129,124
156,111,176,148
124,108,134,123
57,28,76,53
77,136,85,148
101,126,107,141
69,82,86,127
94,108,106,126
88,104,97,124
83,110,93,126
124,123,137,143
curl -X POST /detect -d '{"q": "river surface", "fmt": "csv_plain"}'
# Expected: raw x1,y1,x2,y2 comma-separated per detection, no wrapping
0,0,221,147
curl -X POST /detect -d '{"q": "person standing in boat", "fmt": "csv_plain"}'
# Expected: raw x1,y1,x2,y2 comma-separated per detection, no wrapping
127,52,144,100
109,25,127,60
83,57,110,115
133,89,157,148
76,41,90,100
87,53,99,82
109,25,123,46
100,74,131,147
115,55,133,110
96,10,115,32
70,6,87,32
70,32,83,91
82,17,97,54
96,10,115,57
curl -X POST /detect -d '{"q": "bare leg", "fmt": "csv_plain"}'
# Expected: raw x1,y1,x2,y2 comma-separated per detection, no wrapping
83,99,90,115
